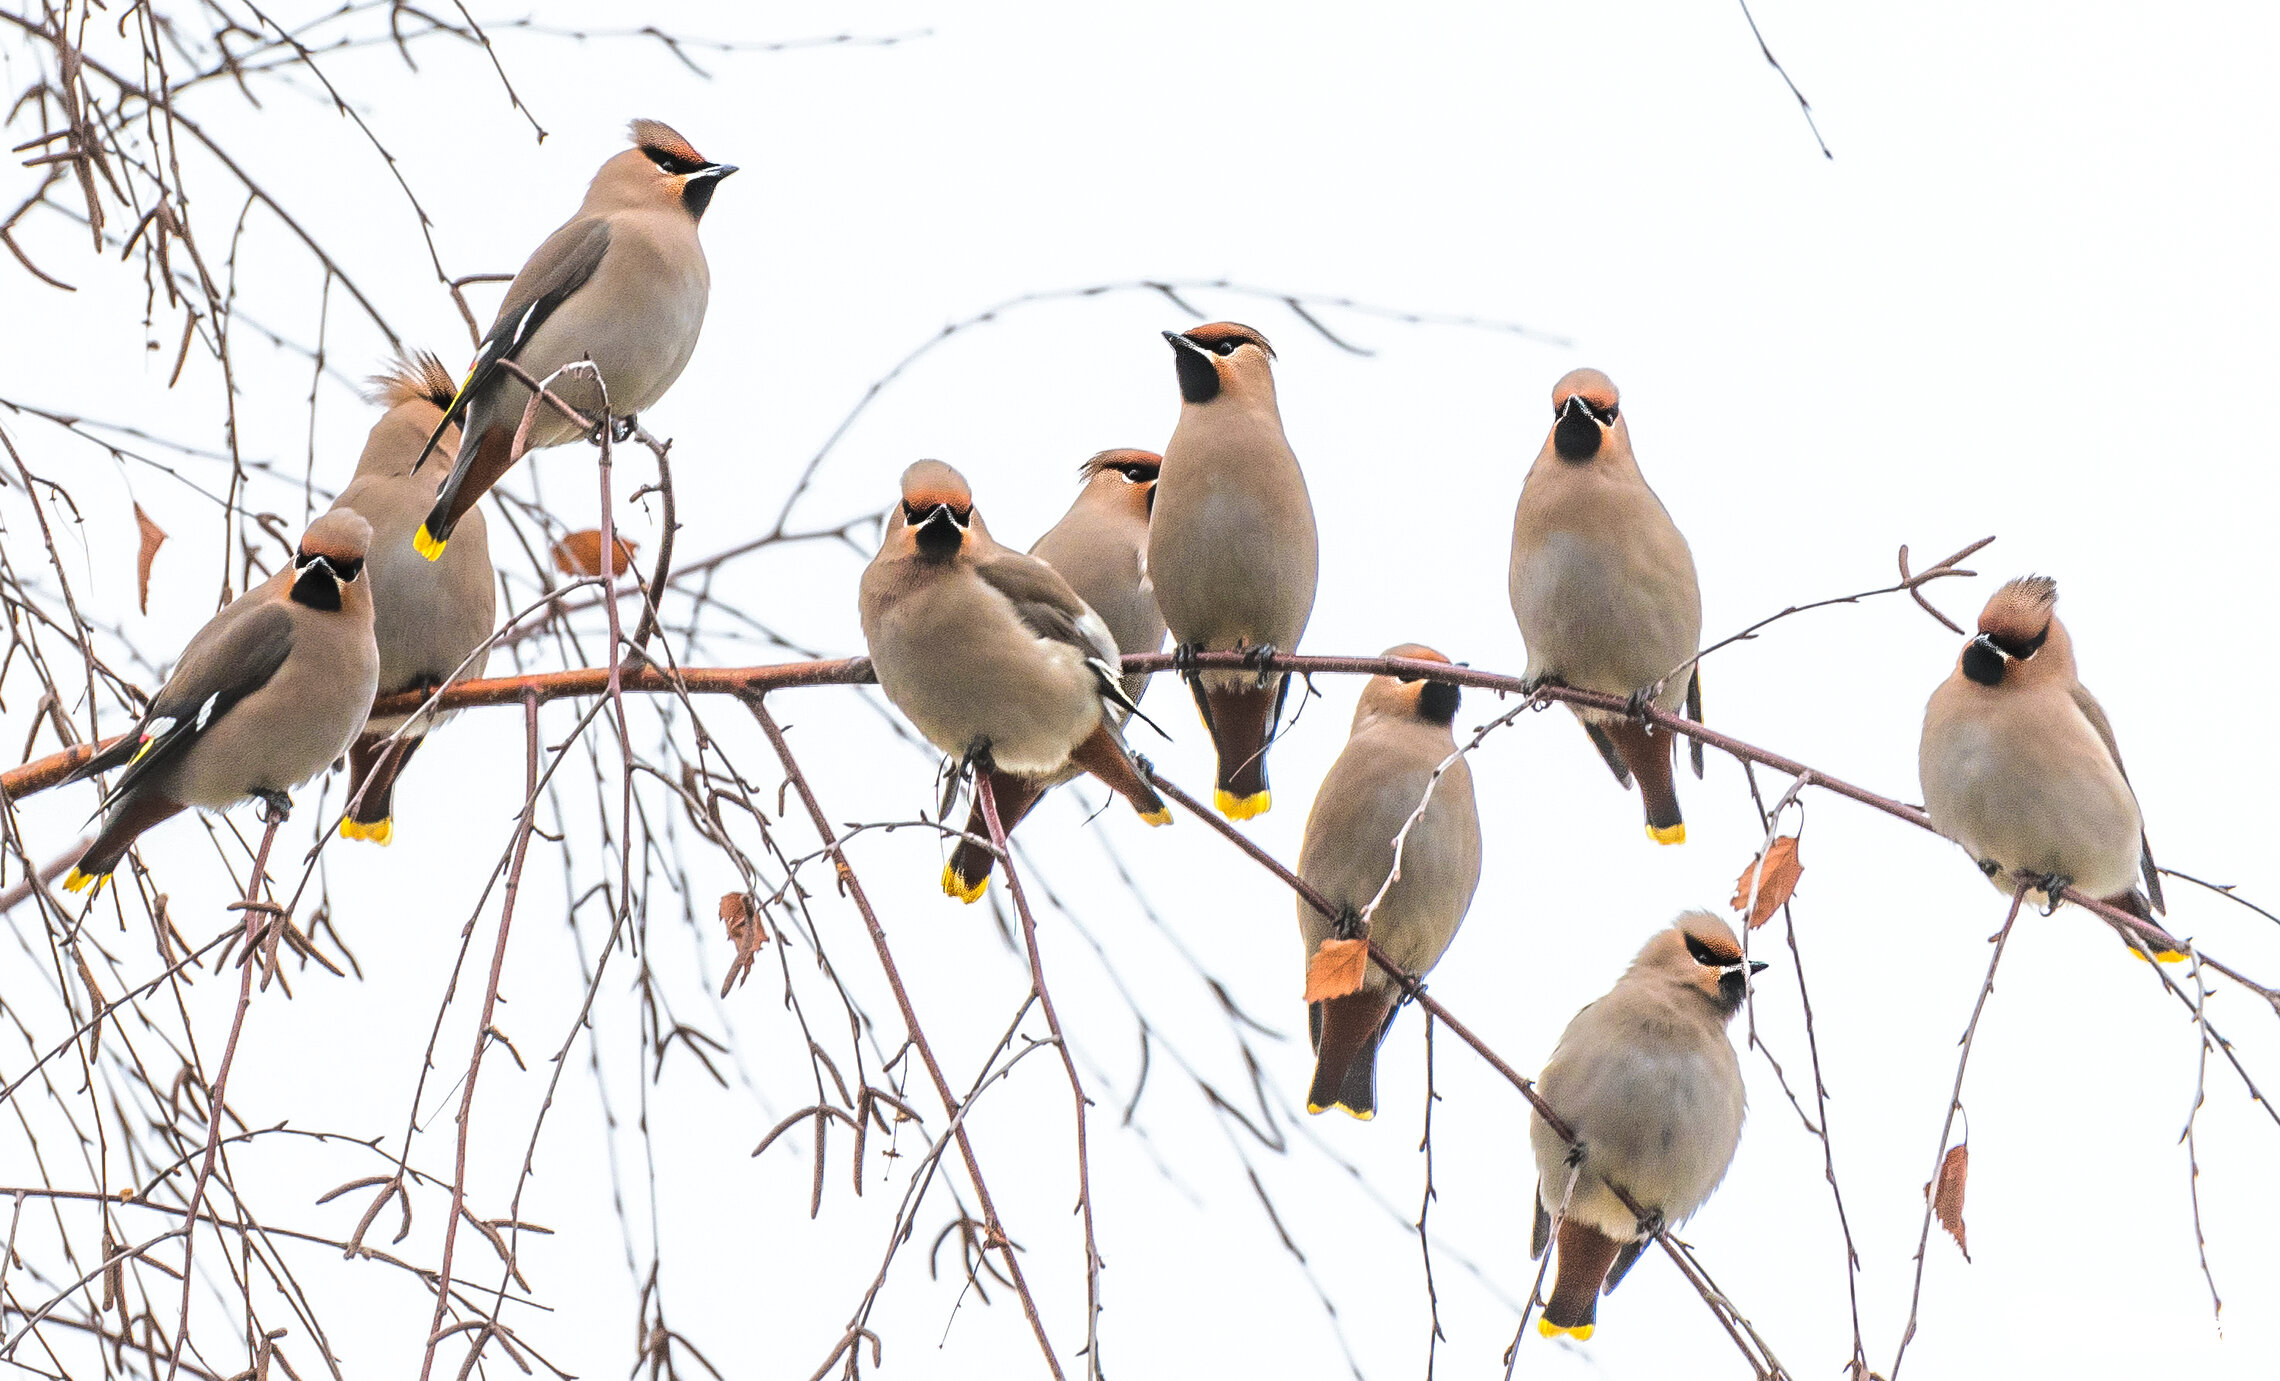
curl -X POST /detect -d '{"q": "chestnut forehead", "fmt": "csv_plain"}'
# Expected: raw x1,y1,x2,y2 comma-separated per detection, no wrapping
629,119,705,165
900,461,972,509
1551,369,1619,412
1680,924,1742,962
1381,642,1450,665
1183,322,1273,354
1978,578,2057,636
1083,448,1161,480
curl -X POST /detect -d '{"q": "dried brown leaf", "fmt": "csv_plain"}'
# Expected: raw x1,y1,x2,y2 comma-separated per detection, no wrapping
133,502,166,613
551,528,637,578
1731,835,1804,929
1302,937,1369,1003
720,892,767,996
1932,1143,1970,1261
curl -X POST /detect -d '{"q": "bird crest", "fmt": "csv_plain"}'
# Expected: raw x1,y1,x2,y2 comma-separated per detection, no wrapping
365,351,458,412
1180,321,1275,358
629,118,707,169
1079,448,1161,482
1977,575,2057,646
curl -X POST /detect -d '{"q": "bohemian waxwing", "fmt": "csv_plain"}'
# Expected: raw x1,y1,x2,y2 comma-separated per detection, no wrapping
412,119,735,558
63,511,382,892
1296,645,1481,1120
1148,322,1319,821
329,352,498,845
859,460,1170,902
1528,911,1759,1339
945,449,1168,900
1919,576,2175,957
1509,368,1703,845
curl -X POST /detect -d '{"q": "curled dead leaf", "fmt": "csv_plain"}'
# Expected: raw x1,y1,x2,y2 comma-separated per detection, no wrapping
1302,936,1369,1004
720,892,767,997
133,503,166,613
551,528,638,578
1731,835,1803,928
1931,1143,1970,1261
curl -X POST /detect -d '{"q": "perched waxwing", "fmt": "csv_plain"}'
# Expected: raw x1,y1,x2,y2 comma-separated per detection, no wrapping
1296,645,1481,1120
1528,911,1759,1340
326,353,500,845
1509,369,1703,845
859,460,1170,901
61,512,382,892
1919,576,2175,957
944,449,1168,900
1148,322,1320,821
411,119,735,559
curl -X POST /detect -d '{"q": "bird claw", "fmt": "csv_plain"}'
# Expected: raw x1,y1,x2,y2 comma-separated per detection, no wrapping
1632,1207,1666,1238
2033,873,2071,916
1332,904,1365,942
609,412,638,444
1625,686,1659,722
1171,642,1202,682
253,790,292,824
1242,643,1279,688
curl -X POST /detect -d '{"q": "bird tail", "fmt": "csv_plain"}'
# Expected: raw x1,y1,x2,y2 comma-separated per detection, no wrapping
945,770,1047,903
1306,988,1398,1120
416,420,514,561
1193,678,1282,821
2109,887,2186,963
1540,1217,1625,1340
1067,721,1171,825
1601,719,1684,845
341,735,424,845
65,794,184,893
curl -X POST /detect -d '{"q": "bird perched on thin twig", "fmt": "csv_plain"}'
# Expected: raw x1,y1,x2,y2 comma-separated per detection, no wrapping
1297,645,1481,1120
411,119,736,560
860,461,1170,898
944,449,1167,901
1919,575,2177,958
1509,368,1703,844
1529,911,1759,1340
1149,322,1319,821
329,352,498,846
61,511,382,893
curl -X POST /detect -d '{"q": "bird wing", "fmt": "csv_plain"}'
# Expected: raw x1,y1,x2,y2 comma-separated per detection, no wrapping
2069,682,2164,914
412,218,614,470
87,604,296,808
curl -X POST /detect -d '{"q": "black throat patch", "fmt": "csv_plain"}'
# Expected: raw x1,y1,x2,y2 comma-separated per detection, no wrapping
291,564,343,611
1553,407,1602,461
1173,346,1221,404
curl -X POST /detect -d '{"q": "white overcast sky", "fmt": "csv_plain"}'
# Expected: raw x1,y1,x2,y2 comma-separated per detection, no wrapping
4,3,2279,1378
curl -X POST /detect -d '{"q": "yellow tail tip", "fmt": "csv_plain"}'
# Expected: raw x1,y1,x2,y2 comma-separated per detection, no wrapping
63,867,101,894
1647,822,1687,846
2127,944,2187,964
1538,1319,1594,1341
413,524,447,561
1138,807,1173,827
941,862,987,905
1214,788,1271,822
1304,1098,1373,1121
339,817,394,846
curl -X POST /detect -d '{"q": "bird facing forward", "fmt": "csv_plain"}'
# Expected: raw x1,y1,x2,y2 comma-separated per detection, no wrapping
1509,368,1703,844
1919,575,2175,957
1147,322,1320,821
859,461,1170,900
944,449,1168,901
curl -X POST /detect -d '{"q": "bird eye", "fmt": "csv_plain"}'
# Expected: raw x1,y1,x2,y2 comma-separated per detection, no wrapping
1213,340,1238,356
1594,404,1619,424
1683,934,1723,967
1118,465,1153,483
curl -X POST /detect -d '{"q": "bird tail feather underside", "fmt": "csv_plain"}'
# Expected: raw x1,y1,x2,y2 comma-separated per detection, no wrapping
1541,1217,1625,1339
1198,679,1282,821
1306,988,1399,1120
1601,719,1684,845
945,770,1046,903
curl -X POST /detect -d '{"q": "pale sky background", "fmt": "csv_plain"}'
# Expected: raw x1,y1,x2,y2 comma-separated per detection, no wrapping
3,3,2279,1378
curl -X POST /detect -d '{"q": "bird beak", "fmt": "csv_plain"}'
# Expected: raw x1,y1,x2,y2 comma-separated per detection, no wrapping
1560,395,1595,424
1163,330,1207,357
691,163,738,181
1748,960,1769,975
1971,633,2005,660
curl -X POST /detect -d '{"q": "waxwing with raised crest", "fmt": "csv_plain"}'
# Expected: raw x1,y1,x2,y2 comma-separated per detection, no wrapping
1509,368,1704,845
62,511,382,893
411,119,736,559
1148,322,1320,821
1528,911,1759,1340
329,352,498,846
944,450,1168,900
860,461,1170,902
1919,576,2176,957
1296,645,1481,1121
